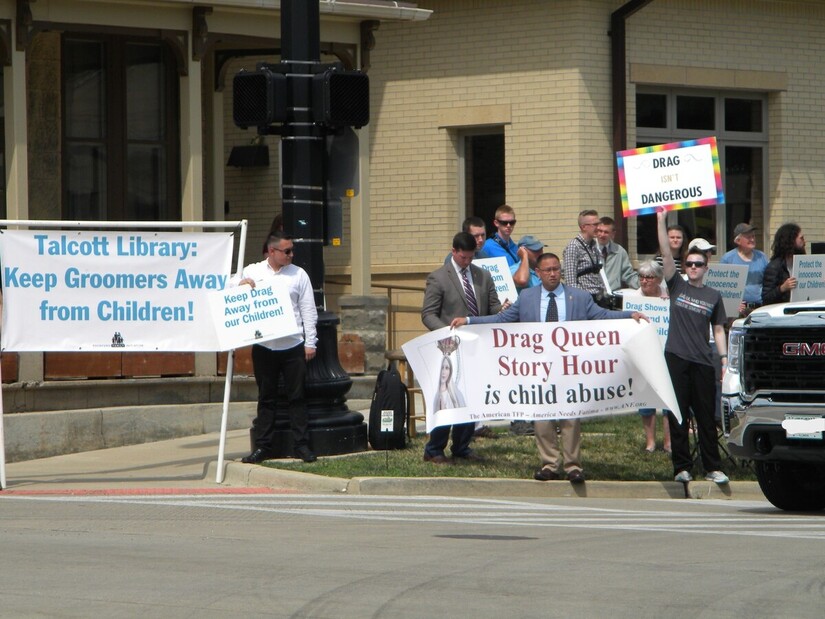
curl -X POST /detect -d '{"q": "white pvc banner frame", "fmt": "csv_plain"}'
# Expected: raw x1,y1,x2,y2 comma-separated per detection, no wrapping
0,219,249,489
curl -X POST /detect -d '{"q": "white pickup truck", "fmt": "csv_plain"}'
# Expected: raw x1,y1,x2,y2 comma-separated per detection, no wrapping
723,300,825,511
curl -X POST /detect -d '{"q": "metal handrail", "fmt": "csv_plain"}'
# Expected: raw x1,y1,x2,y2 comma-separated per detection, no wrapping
326,279,425,350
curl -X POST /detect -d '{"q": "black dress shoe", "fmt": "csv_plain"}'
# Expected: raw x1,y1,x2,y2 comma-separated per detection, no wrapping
294,445,318,463
453,450,484,462
242,448,270,464
567,469,586,484
534,468,561,481
423,453,451,464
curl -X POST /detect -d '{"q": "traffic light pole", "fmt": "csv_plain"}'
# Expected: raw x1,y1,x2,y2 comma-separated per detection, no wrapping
264,0,367,457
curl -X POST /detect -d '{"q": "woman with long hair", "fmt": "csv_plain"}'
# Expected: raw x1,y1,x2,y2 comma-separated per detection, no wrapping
655,224,688,274
762,223,805,305
433,356,465,413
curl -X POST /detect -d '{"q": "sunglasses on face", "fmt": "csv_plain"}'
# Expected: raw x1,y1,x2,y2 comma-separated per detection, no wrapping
272,247,294,255
639,274,658,280
684,260,706,268
496,219,516,226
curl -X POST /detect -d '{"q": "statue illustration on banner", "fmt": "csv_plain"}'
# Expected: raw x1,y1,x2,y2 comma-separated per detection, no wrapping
432,335,466,415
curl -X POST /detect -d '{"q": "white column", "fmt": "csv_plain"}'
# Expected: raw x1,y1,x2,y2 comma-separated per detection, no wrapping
180,59,204,222
349,124,371,295
4,48,28,220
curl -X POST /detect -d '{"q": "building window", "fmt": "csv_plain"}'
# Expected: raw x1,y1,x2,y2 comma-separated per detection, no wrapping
62,35,180,221
459,130,505,235
635,89,767,255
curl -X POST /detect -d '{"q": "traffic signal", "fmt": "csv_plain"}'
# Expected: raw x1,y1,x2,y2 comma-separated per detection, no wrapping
232,68,287,129
312,68,369,129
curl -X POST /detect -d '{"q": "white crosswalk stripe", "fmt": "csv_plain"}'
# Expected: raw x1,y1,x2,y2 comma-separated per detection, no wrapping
5,493,825,540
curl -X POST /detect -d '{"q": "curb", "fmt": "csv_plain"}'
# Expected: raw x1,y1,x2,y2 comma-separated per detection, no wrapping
214,461,766,501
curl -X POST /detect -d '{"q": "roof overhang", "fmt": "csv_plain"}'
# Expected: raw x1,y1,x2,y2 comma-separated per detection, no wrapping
152,0,431,22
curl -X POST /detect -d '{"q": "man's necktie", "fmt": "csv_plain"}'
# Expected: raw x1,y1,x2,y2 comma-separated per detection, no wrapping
461,268,479,316
545,291,558,322
601,245,608,260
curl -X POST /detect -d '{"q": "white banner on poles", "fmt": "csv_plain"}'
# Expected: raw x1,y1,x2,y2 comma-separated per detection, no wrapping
1,230,234,351
402,320,680,432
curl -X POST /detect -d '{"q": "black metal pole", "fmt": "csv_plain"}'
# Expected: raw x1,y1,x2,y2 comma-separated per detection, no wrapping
265,0,366,457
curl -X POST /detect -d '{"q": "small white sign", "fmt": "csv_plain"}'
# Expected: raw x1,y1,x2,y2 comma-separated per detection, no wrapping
791,255,825,302
705,263,748,317
207,281,301,351
622,294,670,347
380,409,394,432
473,256,518,304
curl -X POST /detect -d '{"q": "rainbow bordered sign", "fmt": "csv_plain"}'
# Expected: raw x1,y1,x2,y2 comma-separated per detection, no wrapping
616,136,724,217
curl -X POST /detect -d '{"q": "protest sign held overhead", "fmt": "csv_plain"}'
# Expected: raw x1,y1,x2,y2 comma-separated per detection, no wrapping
617,137,724,216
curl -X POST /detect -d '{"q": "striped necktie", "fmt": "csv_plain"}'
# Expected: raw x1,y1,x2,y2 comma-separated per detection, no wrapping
461,268,479,316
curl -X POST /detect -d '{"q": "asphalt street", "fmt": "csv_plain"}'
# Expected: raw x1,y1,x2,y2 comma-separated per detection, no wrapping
2,492,823,618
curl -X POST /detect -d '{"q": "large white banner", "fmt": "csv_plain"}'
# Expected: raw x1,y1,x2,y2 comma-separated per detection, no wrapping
1,230,234,351
402,320,680,432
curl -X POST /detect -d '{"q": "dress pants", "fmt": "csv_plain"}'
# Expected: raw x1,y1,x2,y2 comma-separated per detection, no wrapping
251,343,309,451
535,419,582,474
424,422,474,458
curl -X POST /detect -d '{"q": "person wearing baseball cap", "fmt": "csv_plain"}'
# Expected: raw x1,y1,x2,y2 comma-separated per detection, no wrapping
687,237,716,254
720,223,768,317
512,234,546,290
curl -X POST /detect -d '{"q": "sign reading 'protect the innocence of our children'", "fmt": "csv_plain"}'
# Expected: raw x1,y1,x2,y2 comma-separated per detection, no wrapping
207,281,300,352
402,320,680,432
616,136,724,217
0,230,234,351
791,254,825,302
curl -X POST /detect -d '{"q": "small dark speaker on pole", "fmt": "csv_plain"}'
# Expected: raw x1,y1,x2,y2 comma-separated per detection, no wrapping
233,67,287,129
312,68,369,129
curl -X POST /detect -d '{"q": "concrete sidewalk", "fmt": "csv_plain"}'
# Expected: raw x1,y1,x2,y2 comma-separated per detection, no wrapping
2,426,767,502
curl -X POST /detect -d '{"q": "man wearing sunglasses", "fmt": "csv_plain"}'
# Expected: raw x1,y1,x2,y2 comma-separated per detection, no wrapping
235,234,319,465
482,204,520,266
656,210,729,486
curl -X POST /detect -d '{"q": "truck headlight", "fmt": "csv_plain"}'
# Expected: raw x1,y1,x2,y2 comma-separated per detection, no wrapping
727,326,744,374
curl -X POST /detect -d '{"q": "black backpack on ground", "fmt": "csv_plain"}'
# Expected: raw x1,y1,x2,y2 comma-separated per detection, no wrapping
368,361,409,450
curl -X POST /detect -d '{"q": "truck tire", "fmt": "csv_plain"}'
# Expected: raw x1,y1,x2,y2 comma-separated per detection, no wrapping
755,461,825,511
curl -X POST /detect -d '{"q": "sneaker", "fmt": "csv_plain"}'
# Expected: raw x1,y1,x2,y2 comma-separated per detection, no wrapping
674,470,693,483
705,470,729,484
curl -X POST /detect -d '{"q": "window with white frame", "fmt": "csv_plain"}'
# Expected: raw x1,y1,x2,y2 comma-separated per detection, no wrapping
635,89,767,256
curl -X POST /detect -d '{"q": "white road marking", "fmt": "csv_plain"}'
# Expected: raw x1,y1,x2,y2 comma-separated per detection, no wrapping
3,493,823,539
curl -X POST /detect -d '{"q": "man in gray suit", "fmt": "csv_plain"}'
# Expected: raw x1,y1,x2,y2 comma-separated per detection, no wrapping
452,252,646,483
421,231,502,463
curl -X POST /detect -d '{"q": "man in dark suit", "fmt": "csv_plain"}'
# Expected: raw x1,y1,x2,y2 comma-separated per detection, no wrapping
421,231,502,463
452,252,646,483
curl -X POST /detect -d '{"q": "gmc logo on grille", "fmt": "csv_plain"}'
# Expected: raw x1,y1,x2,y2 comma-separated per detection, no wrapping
782,342,825,356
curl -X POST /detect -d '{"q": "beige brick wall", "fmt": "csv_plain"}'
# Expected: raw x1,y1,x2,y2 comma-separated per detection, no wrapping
369,0,619,279
626,0,825,248
370,0,825,345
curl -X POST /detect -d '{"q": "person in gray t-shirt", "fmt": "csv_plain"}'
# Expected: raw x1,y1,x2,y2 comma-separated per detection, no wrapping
657,209,729,486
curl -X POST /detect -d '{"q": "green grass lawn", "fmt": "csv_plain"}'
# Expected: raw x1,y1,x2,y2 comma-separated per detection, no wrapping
264,414,756,482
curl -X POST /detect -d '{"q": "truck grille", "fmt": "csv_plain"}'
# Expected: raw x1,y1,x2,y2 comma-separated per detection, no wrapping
743,327,825,397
